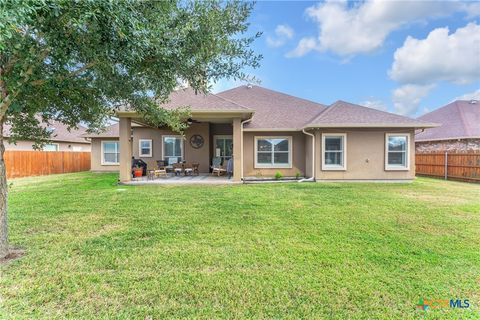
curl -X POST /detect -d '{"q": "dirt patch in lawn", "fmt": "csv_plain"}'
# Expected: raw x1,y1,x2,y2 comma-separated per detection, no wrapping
0,247,25,265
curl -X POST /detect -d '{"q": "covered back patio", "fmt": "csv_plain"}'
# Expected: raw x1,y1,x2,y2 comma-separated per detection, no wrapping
116,109,252,184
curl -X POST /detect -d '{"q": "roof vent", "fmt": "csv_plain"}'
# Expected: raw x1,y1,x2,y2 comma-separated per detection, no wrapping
469,99,478,104
246,83,253,89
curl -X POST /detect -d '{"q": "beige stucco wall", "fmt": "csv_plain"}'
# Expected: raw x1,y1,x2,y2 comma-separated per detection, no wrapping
314,128,415,181
243,131,306,178
91,123,212,173
91,138,119,172
91,126,416,181
304,134,314,178
5,140,91,151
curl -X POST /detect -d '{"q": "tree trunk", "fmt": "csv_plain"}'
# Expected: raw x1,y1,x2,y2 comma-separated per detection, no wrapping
0,119,8,259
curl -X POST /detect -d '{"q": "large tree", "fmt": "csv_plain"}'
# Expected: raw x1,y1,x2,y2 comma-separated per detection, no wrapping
0,0,260,259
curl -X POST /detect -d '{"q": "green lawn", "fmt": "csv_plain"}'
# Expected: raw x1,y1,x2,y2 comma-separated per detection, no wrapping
1,173,479,319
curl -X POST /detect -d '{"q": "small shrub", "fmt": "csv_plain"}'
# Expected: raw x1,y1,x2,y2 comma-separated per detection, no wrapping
295,172,302,179
274,171,283,180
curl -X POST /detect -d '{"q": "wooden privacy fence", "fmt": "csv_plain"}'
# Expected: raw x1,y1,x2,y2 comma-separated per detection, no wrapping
4,151,91,179
416,152,480,183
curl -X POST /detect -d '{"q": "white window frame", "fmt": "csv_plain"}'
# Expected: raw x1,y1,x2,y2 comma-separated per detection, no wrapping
162,135,183,163
322,133,347,171
254,136,292,169
138,139,153,157
385,133,410,171
101,140,120,165
213,135,233,161
42,143,59,152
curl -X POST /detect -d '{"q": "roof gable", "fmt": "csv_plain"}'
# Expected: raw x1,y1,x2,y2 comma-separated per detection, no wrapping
306,100,436,128
416,100,480,141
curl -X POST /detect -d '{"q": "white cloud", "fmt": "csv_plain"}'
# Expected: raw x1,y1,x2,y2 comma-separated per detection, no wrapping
390,23,480,115
455,89,480,101
392,84,434,115
290,0,476,57
361,99,388,112
286,37,317,58
390,23,480,85
266,24,294,48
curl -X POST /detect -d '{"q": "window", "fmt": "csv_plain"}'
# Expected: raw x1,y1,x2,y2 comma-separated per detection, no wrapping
42,143,59,152
322,133,346,170
139,139,152,157
255,136,292,168
102,141,119,165
214,135,233,163
385,134,409,170
162,136,183,164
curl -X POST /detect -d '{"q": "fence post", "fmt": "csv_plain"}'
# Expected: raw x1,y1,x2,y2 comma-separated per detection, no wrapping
444,151,448,180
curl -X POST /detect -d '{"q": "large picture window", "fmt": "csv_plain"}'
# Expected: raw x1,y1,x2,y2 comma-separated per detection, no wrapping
214,135,233,163
139,139,152,157
102,141,119,165
322,133,346,170
163,136,183,164
255,136,292,168
385,134,409,170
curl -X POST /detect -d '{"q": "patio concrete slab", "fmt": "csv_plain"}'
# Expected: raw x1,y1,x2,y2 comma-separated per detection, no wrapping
123,174,237,185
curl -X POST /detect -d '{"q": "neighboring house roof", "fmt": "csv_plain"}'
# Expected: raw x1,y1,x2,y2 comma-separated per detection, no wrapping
416,100,480,142
82,123,120,138
217,85,327,130
3,120,90,144
306,100,437,128
159,87,251,112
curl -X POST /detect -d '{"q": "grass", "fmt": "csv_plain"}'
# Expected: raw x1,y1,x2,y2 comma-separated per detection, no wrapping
1,172,479,319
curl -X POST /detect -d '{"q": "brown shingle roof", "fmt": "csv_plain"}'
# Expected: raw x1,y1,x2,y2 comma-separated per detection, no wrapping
306,100,437,128
159,87,251,112
416,100,480,141
3,120,90,144
218,85,327,129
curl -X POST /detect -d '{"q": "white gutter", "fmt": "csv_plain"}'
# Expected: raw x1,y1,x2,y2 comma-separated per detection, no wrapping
299,129,315,182
240,116,253,182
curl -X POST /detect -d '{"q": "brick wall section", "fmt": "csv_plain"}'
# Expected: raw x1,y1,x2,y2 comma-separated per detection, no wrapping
416,138,480,153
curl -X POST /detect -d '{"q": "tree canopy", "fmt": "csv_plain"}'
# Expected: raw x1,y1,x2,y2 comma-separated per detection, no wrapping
0,0,261,143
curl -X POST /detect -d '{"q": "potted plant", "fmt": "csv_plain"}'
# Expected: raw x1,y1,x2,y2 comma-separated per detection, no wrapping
133,165,143,177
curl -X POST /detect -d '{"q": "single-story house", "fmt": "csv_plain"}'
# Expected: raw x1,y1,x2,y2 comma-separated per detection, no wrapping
416,100,480,152
84,85,437,183
3,120,91,152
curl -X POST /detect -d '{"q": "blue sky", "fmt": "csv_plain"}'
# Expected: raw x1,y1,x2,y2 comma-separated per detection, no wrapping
212,1,480,117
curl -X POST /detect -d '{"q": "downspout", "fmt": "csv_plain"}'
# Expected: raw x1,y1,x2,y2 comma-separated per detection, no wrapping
299,128,315,182
240,116,253,182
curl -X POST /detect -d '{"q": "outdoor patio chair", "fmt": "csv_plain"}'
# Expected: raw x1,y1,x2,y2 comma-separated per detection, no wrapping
211,157,226,176
155,161,168,178
172,163,183,176
192,163,200,175
183,163,193,176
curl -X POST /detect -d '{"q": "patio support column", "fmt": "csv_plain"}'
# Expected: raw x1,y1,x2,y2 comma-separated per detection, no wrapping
119,117,132,183
232,117,242,182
